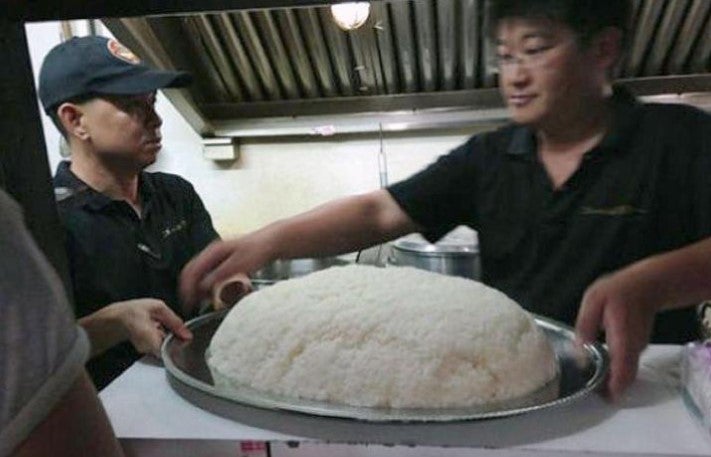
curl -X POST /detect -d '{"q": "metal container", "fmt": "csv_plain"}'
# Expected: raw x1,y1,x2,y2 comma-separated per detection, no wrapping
251,257,349,288
388,228,480,280
162,310,608,424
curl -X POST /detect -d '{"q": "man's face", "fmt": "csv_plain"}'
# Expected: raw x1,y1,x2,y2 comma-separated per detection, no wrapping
495,18,601,128
79,92,162,170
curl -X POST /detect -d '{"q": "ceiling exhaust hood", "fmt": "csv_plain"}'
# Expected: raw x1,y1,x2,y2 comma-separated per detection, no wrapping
102,0,711,139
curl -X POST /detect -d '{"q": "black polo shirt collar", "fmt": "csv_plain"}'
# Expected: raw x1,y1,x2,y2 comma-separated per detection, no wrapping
54,161,154,214
507,127,535,157
506,85,640,159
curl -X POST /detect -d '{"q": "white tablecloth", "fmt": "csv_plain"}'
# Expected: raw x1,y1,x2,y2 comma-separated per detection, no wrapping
100,345,711,456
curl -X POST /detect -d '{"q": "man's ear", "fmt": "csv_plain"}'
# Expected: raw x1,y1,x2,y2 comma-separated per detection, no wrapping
57,103,89,141
591,27,624,76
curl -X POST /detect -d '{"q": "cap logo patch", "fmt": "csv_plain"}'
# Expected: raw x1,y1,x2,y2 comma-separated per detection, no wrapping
107,39,141,65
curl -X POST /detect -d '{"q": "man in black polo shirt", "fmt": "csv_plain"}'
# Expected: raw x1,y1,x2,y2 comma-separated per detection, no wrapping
38,36,219,389
181,0,711,399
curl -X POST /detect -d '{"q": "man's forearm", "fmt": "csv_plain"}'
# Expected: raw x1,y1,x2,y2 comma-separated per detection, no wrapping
266,190,418,261
78,306,127,357
621,237,711,311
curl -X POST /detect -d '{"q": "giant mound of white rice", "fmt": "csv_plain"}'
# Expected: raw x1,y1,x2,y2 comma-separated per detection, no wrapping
207,265,557,408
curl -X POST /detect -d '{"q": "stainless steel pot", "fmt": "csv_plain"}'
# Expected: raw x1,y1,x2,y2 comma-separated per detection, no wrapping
251,257,350,288
388,228,480,280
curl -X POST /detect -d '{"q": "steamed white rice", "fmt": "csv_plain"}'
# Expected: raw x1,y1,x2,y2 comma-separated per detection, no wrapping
207,265,557,408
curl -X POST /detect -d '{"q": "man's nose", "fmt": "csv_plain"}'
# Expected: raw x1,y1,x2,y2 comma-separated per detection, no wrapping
145,108,162,128
507,60,531,86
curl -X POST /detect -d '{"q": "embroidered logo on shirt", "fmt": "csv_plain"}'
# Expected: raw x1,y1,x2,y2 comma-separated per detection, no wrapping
579,205,647,216
54,186,75,202
162,220,187,238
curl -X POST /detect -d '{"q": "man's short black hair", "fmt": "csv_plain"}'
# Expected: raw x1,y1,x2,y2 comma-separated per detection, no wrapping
487,0,632,44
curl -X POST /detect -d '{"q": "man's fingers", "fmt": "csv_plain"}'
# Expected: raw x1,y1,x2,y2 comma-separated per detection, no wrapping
152,304,193,340
180,241,234,306
198,258,246,305
146,330,163,357
213,274,253,310
607,350,638,401
575,288,605,344
604,315,640,401
134,327,164,357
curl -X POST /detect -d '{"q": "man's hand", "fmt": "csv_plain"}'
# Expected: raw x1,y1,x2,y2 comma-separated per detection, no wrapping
80,298,193,358
575,270,660,400
180,237,272,310
577,238,711,399
113,299,192,357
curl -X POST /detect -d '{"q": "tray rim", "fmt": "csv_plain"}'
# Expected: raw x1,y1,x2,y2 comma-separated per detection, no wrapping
162,309,609,422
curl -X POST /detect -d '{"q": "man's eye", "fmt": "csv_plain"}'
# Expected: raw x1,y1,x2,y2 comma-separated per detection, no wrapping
497,53,514,63
524,46,550,56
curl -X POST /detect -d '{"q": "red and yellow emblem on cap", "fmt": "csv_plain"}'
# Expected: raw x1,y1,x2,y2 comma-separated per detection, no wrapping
107,39,141,65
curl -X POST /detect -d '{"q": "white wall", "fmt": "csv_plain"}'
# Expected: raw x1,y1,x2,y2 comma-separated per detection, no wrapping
25,21,481,237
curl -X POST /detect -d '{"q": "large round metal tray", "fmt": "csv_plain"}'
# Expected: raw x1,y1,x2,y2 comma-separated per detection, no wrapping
162,310,608,423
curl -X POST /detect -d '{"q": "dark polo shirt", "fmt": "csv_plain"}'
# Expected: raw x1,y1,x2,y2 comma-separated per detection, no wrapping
54,161,219,388
388,87,711,343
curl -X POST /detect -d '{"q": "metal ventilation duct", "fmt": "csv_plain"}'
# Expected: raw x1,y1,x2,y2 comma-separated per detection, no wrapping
103,0,711,137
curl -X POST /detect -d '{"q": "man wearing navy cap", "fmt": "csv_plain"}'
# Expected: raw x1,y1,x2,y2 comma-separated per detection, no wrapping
39,36,219,389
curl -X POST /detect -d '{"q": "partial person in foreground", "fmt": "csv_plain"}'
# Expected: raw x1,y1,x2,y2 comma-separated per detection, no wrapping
180,0,711,400
0,190,123,457
38,36,219,389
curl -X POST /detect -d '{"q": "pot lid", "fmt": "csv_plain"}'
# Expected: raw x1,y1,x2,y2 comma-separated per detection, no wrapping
392,226,478,254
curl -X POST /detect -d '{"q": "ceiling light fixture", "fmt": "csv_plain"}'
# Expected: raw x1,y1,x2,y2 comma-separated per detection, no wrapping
330,2,371,31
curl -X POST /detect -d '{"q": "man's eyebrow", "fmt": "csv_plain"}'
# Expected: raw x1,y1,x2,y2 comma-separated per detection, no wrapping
496,31,553,45
524,31,553,39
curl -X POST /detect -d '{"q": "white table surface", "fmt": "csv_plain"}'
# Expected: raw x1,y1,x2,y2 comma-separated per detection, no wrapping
100,345,711,456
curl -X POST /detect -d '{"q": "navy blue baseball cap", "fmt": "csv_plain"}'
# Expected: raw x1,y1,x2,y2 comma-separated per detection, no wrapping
39,36,191,114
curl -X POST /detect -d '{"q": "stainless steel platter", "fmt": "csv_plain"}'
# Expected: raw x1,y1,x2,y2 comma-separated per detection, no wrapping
162,310,608,423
